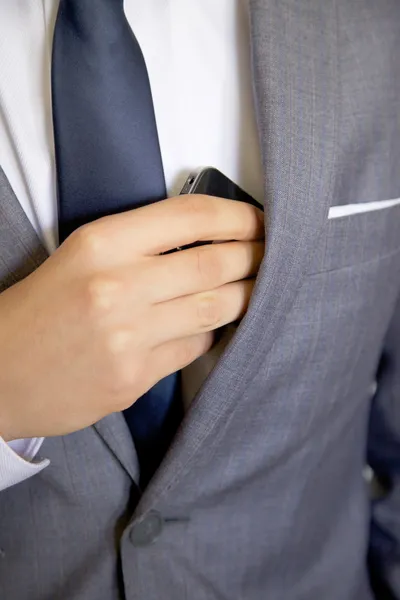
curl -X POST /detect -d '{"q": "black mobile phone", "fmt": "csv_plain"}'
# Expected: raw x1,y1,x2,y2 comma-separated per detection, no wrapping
181,167,262,211
161,167,263,254
163,167,264,254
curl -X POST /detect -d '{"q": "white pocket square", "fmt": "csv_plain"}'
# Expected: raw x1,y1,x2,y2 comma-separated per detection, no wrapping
328,197,400,219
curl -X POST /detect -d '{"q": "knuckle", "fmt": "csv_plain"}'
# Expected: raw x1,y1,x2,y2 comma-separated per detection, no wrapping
194,245,224,289
182,194,217,226
184,193,207,216
176,334,212,368
177,195,222,242
202,194,222,222
175,338,200,368
83,274,121,318
104,330,131,359
106,356,143,408
70,223,105,266
196,291,222,330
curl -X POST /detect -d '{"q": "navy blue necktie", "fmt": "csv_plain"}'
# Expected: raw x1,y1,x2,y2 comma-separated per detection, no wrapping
52,0,183,487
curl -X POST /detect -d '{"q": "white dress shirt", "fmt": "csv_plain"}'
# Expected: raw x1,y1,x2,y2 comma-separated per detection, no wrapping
0,0,264,490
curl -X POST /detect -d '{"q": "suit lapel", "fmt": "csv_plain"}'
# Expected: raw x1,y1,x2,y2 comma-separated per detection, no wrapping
93,415,139,482
136,0,340,514
0,167,48,291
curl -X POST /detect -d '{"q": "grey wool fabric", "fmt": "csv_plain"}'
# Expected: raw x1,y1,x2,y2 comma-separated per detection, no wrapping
0,1,400,598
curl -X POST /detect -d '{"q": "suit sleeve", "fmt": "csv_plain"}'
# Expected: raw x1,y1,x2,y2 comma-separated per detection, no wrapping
367,292,400,599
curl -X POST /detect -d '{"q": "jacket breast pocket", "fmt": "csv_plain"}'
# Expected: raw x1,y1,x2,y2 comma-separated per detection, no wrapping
287,202,400,406
308,201,400,275
272,202,400,435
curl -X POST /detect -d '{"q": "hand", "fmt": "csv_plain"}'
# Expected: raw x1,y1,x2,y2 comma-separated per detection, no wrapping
0,194,264,441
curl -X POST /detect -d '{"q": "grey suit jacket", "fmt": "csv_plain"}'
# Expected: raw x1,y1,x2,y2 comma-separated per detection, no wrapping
1,1,400,598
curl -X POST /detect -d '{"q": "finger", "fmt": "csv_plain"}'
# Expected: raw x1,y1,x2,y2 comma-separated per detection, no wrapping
149,279,256,346
91,194,265,259
138,241,264,303
145,332,215,390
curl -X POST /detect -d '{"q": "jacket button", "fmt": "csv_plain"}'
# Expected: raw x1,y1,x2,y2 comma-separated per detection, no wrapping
130,511,163,547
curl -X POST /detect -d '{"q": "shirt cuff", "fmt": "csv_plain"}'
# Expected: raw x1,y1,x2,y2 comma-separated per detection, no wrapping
0,436,49,491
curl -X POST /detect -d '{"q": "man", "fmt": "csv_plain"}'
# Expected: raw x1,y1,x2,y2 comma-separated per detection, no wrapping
0,0,399,598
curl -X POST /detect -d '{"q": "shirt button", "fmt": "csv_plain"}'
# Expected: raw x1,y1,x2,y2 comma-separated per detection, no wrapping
130,511,164,547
